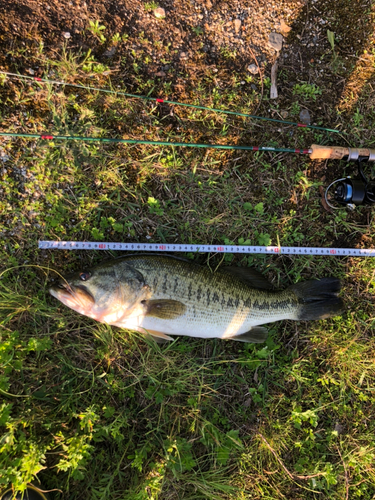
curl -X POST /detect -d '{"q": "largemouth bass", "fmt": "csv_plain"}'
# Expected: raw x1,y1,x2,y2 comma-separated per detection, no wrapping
50,254,344,343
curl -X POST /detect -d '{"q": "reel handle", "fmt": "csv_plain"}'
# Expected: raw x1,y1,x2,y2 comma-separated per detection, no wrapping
310,144,375,161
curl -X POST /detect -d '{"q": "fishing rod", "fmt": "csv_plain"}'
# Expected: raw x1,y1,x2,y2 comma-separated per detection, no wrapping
2,72,375,209
2,131,375,209
0,70,340,134
0,131,312,154
1,130,374,162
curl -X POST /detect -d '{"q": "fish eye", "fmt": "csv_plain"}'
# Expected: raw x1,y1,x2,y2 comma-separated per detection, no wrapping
79,272,91,281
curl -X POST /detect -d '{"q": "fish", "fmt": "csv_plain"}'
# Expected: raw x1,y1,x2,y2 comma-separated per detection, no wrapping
49,254,344,343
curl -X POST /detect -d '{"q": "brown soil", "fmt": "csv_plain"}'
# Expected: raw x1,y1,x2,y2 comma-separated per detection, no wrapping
1,0,374,118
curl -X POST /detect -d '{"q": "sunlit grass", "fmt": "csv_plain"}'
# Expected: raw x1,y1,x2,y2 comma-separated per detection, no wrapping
1,23,375,499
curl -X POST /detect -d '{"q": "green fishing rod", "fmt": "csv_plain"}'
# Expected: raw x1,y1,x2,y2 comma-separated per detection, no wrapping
0,131,312,154
3,72,375,209
0,70,341,134
2,131,375,163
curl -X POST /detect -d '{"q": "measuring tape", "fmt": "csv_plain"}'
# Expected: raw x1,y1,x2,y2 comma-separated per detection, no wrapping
38,241,375,257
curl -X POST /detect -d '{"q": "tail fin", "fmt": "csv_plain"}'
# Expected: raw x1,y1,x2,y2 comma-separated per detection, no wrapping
290,277,344,320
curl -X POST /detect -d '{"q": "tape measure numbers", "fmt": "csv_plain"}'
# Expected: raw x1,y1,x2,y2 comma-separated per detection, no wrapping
38,241,375,257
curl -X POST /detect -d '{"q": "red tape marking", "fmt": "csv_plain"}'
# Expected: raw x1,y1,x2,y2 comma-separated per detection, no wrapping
297,123,307,127
34,77,42,81
156,98,164,103
40,135,54,140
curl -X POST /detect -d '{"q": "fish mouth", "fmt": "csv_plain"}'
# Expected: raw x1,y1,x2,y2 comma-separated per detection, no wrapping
49,282,95,310
49,280,73,300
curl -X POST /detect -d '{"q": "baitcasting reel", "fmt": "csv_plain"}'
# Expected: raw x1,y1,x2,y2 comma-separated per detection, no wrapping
323,149,375,210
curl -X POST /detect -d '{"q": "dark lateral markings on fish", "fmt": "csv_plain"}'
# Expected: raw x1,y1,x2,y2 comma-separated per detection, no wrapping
50,254,344,344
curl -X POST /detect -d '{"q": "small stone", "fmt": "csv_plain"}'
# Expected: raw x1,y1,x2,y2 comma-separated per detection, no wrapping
234,19,241,34
62,32,71,39
27,68,35,75
280,110,288,118
334,422,345,434
103,46,116,57
198,14,204,19
299,109,311,125
155,71,166,77
247,64,258,74
154,7,166,19
180,52,187,59
268,32,283,52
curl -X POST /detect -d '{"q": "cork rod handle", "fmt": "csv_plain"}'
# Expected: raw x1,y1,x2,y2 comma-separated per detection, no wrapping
310,144,375,161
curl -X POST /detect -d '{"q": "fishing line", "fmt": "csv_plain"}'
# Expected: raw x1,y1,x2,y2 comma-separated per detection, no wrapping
38,241,375,257
0,70,341,133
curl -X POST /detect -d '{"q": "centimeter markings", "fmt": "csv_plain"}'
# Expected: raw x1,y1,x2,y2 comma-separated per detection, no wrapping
38,241,375,257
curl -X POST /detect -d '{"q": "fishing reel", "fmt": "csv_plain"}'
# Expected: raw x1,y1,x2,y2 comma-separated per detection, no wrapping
324,153,375,210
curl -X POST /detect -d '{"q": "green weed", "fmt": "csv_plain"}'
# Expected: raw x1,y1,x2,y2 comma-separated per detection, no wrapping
144,1,159,12
0,30,375,500
111,33,121,45
220,46,237,60
292,83,322,101
87,20,106,43
192,26,204,36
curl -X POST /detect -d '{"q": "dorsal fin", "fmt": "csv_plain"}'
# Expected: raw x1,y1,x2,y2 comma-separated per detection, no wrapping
220,266,275,290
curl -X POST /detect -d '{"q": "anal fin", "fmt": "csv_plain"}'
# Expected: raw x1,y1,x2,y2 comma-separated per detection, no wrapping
227,327,268,343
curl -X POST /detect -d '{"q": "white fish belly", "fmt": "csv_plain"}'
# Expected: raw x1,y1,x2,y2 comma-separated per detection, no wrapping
119,303,296,339
108,256,302,338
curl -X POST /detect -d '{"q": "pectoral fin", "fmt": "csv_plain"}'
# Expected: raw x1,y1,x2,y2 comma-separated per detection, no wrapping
145,299,187,319
226,327,268,343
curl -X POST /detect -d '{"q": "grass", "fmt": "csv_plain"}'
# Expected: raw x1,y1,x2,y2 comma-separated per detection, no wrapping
0,17,375,500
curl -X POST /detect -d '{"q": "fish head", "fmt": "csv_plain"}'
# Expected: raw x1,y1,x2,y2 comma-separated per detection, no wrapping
49,260,150,324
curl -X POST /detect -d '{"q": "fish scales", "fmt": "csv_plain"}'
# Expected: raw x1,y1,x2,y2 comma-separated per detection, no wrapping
50,254,344,343
98,255,304,337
